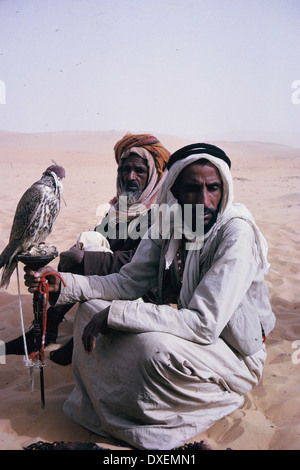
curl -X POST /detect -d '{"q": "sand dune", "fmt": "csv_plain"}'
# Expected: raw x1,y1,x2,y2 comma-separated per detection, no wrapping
0,131,299,450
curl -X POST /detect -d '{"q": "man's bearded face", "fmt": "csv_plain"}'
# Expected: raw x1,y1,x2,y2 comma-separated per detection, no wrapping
119,154,149,203
172,160,223,233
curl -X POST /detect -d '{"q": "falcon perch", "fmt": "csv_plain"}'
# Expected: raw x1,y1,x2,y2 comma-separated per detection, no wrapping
0,164,66,288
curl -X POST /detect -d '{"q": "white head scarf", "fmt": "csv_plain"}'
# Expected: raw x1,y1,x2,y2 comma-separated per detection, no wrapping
155,152,270,279
156,153,233,220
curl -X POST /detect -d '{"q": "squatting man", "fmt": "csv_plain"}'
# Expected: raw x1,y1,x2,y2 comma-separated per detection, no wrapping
24,143,275,450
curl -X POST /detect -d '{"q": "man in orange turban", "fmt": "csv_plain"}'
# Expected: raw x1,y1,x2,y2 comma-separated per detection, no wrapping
103,134,170,231
114,133,170,180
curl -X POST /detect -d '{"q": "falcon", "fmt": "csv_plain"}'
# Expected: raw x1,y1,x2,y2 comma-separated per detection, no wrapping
0,164,66,288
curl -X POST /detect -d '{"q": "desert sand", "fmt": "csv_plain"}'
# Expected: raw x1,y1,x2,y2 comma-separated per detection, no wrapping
0,130,299,450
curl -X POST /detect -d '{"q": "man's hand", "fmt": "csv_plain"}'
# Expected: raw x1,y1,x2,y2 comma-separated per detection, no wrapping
24,265,61,294
59,245,84,273
82,307,110,354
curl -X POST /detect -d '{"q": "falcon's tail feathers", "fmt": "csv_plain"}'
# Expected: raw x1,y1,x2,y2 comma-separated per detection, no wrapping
0,239,21,288
0,259,17,289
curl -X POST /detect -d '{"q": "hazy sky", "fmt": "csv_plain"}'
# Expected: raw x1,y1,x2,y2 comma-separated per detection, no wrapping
0,0,300,146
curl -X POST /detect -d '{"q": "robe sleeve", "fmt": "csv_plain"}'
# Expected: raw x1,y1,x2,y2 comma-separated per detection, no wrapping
83,249,137,276
55,235,162,306
107,219,260,346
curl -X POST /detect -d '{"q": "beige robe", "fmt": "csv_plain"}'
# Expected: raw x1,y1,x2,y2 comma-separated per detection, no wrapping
58,154,275,449
63,297,266,450
58,212,274,449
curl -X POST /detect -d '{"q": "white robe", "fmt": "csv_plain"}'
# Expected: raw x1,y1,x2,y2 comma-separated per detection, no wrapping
64,297,266,450
58,154,274,450
59,216,272,449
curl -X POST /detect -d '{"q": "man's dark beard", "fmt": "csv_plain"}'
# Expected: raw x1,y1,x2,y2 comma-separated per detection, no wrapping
188,207,218,234
203,208,218,233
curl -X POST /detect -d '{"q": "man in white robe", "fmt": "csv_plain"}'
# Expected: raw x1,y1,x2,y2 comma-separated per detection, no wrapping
24,143,275,450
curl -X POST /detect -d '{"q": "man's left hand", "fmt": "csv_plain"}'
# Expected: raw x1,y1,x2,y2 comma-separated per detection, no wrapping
82,307,110,353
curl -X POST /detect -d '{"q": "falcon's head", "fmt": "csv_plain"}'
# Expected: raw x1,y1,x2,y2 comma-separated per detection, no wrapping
44,164,66,180
43,164,66,195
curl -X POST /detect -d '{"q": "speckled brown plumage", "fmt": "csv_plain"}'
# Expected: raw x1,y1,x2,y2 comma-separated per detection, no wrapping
0,165,65,288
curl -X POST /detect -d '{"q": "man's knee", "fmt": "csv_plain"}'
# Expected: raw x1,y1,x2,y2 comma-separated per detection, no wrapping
74,299,112,333
137,332,180,374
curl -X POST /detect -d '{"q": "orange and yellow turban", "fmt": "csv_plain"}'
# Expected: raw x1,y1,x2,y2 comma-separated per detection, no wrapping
114,133,170,180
